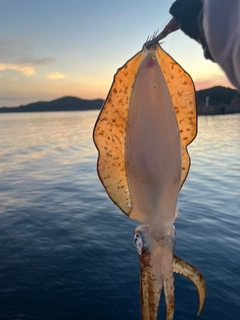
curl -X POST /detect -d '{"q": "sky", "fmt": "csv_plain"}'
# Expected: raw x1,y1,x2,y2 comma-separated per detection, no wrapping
0,0,234,107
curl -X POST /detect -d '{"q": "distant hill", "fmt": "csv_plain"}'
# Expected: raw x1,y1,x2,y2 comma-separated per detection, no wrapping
196,86,240,106
0,96,104,113
0,86,239,113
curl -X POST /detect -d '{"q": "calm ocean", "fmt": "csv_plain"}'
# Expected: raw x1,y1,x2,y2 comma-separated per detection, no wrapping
0,111,239,320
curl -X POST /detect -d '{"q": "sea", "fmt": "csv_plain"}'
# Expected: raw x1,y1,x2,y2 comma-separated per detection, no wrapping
0,111,239,320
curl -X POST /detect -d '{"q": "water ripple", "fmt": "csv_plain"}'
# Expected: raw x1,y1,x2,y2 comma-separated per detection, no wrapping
0,112,239,320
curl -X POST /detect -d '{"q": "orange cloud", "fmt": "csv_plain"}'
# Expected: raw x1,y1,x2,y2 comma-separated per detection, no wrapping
0,57,54,77
0,63,35,76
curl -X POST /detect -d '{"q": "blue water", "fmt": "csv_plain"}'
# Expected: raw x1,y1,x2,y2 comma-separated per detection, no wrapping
0,111,239,320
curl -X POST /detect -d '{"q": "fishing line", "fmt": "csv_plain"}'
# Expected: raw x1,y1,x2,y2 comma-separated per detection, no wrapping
159,17,171,31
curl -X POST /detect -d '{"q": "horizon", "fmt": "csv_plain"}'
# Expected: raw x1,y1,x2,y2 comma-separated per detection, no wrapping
1,0,235,108
1,84,238,109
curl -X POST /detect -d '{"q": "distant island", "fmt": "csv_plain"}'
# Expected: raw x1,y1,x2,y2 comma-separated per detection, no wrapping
196,86,240,115
1,86,240,115
0,96,104,113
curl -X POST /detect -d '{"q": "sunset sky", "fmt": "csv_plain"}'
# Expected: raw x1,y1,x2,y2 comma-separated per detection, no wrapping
1,0,234,107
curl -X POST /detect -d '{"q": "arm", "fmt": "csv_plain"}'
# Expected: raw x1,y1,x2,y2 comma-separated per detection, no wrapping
169,0,214,61
169,0,240,91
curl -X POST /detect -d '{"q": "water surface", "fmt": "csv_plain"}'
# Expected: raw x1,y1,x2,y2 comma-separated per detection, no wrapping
0,111,239,320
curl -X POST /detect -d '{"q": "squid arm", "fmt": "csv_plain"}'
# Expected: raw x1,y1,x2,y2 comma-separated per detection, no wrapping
173,254,206,315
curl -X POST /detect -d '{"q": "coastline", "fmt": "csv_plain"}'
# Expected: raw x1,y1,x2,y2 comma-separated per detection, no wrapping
0,104,239,116
197,104,240,115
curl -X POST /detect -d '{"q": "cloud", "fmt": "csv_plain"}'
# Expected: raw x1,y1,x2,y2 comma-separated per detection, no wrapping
0,36,55,76
47,72,67,80
0,57,55,76
0,63,35,76
17,57,55,66
0,36,54,65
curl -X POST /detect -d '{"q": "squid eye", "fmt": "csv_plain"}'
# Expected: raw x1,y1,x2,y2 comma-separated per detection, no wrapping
134,233,143,255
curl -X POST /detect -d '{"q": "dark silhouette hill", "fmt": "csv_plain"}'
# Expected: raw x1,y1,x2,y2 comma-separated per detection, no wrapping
0,86,240,113
196,86,240,106
0,96,104,113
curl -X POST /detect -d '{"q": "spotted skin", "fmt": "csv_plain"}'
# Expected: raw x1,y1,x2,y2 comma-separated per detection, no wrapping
155,47,197,188
93,44,196,216
93,51,143,215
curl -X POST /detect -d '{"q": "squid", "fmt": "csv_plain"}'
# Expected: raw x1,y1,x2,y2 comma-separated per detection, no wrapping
93,37,206,320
